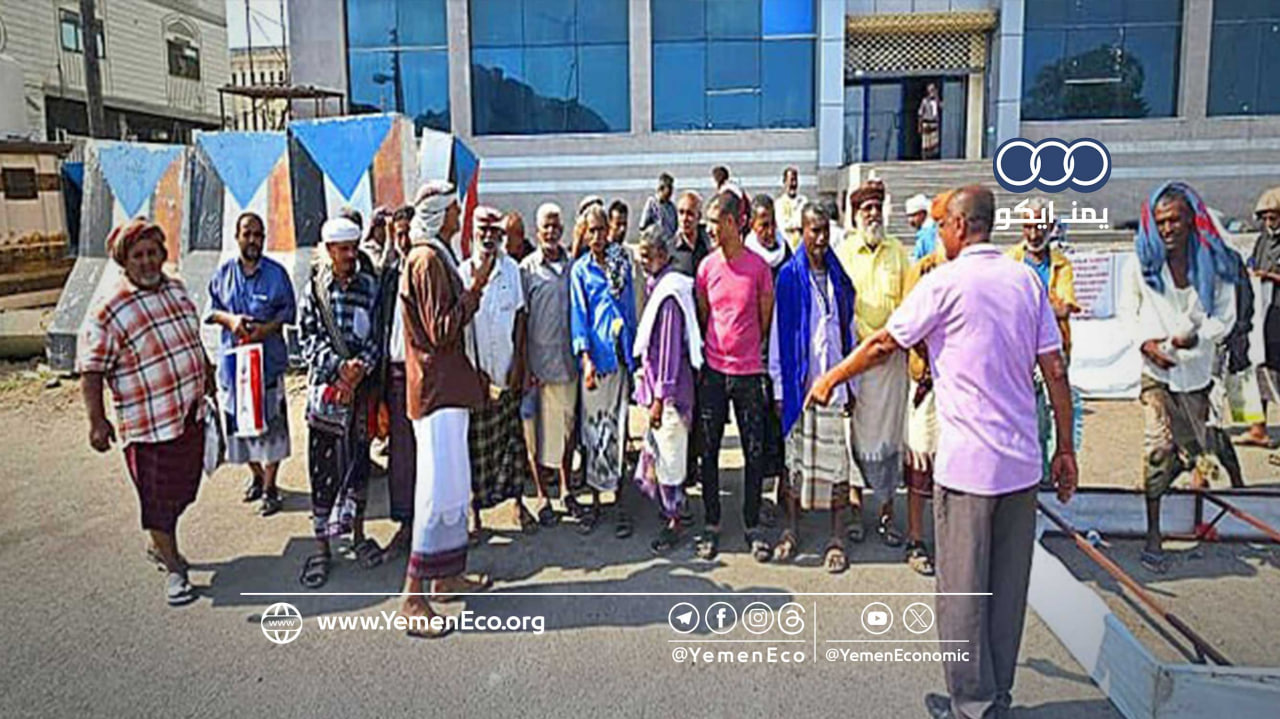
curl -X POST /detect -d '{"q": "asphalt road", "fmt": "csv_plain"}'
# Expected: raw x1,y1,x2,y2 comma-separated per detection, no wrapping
0,374,1197,719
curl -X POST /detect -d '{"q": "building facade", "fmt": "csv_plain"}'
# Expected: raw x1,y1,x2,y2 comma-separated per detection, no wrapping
227,45,289,130
289,0,1280,228
0,0,229,143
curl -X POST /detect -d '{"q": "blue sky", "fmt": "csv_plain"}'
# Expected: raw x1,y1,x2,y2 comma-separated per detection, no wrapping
226,0,288,49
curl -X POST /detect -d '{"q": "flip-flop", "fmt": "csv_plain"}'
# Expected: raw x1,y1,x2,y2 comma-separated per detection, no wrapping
824,540,849,574
878,514,904,548
773,530,799,563
538,504,557,528
905,541,935,576
576,508,599,535
695,530,719,560
747,530,773,563
300,553,331,589
243,475,263,502
650,527,680,554
259,490,283,517
406,621,454,640
431,573,494,602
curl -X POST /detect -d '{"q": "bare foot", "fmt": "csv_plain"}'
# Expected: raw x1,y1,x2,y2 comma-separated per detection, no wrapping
431,573,494,601
402,597,452,639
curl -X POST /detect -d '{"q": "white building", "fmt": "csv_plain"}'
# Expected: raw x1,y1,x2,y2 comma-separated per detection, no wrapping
0,0,230,143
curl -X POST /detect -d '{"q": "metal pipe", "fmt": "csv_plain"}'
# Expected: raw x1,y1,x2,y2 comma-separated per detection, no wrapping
1037,501,1232,666
1198,492,1280,544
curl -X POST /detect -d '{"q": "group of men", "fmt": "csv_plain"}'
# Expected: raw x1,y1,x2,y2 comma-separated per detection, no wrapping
78,151,1280,715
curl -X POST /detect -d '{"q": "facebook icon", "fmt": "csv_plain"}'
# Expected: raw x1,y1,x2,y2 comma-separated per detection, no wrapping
705,602,737,635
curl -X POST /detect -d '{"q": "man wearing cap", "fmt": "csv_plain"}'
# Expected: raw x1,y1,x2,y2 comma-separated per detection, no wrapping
79,219,212,606
297,216,383,588
399,182,495,637
775,167,808,250
460,206,536,538
905,193,938,261
1243,187,1280,447
836,180,912,548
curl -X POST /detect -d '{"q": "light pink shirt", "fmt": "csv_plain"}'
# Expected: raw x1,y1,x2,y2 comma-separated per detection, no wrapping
696,248,773,376
886,244,1062,495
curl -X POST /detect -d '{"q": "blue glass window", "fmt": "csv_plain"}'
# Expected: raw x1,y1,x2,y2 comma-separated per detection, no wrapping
1209,2,1280,116
470,0,630,135
652,0,814,131
1021,0,1181,120
345,0,450,132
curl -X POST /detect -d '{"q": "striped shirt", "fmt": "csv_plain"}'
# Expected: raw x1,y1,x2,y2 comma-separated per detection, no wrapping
78,277,207,445
298,268,381,388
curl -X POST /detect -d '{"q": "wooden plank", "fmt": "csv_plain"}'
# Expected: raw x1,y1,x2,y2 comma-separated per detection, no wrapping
0,288,62,311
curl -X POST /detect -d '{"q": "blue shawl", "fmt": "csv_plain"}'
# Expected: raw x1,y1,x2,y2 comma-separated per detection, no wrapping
775,247,856,437
1135,181,1237,317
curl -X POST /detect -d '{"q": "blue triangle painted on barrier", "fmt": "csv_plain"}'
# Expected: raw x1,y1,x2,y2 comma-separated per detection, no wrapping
198,132,286,208
98,143,181,217
290,115,393,199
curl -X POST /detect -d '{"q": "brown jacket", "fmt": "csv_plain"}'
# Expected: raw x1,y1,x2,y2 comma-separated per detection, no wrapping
399,243,486,419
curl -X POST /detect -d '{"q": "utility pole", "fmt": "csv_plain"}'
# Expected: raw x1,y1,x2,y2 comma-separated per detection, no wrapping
79,0,106,137
245,0,257,130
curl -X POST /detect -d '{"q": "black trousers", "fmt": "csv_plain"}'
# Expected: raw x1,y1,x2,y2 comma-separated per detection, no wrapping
697,368,769,529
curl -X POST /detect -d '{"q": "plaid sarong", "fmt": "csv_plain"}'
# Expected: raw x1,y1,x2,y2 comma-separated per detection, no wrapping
124,409,205,533
469,389,530,509
784,404,855,511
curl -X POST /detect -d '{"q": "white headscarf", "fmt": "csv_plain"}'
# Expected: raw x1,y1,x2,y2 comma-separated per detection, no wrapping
409,180,457,243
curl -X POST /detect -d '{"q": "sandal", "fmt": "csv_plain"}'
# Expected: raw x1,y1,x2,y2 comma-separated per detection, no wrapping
563,494,588,520
242,475,263,503
406,617,454,640
576,507,599,535
651,526,680,554
695,530,720,560
352,538,384,569
300,553,331,589
906,541,935,576
615,511,634,539
1140,550,1169,575
824,539,849,574
432,573,494,602
878,514,904,547
847,521,865,544
259,489,283,517
518,507,540,535
747,529,773,563
537,504,557,528
773,530,799,563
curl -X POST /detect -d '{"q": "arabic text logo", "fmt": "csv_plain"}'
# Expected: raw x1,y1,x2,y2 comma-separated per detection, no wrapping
993,138,1111,194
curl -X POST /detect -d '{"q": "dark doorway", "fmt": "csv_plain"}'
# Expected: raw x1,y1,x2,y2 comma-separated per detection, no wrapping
843,76,967,164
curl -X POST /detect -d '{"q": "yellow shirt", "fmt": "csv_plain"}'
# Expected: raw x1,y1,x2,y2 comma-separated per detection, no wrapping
775,193,808,250
836,228,910,341
1006,244,1077,358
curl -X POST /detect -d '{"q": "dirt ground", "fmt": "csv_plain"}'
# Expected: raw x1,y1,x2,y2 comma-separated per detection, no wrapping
1,361,1276,716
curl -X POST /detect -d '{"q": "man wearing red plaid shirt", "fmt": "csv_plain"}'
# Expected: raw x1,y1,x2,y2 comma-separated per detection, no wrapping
79,219,212,607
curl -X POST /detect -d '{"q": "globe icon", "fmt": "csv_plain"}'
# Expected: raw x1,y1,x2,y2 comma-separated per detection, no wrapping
260,602,303,644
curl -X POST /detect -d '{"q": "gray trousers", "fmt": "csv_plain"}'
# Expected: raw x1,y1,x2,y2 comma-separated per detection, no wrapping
935,484,1037,719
